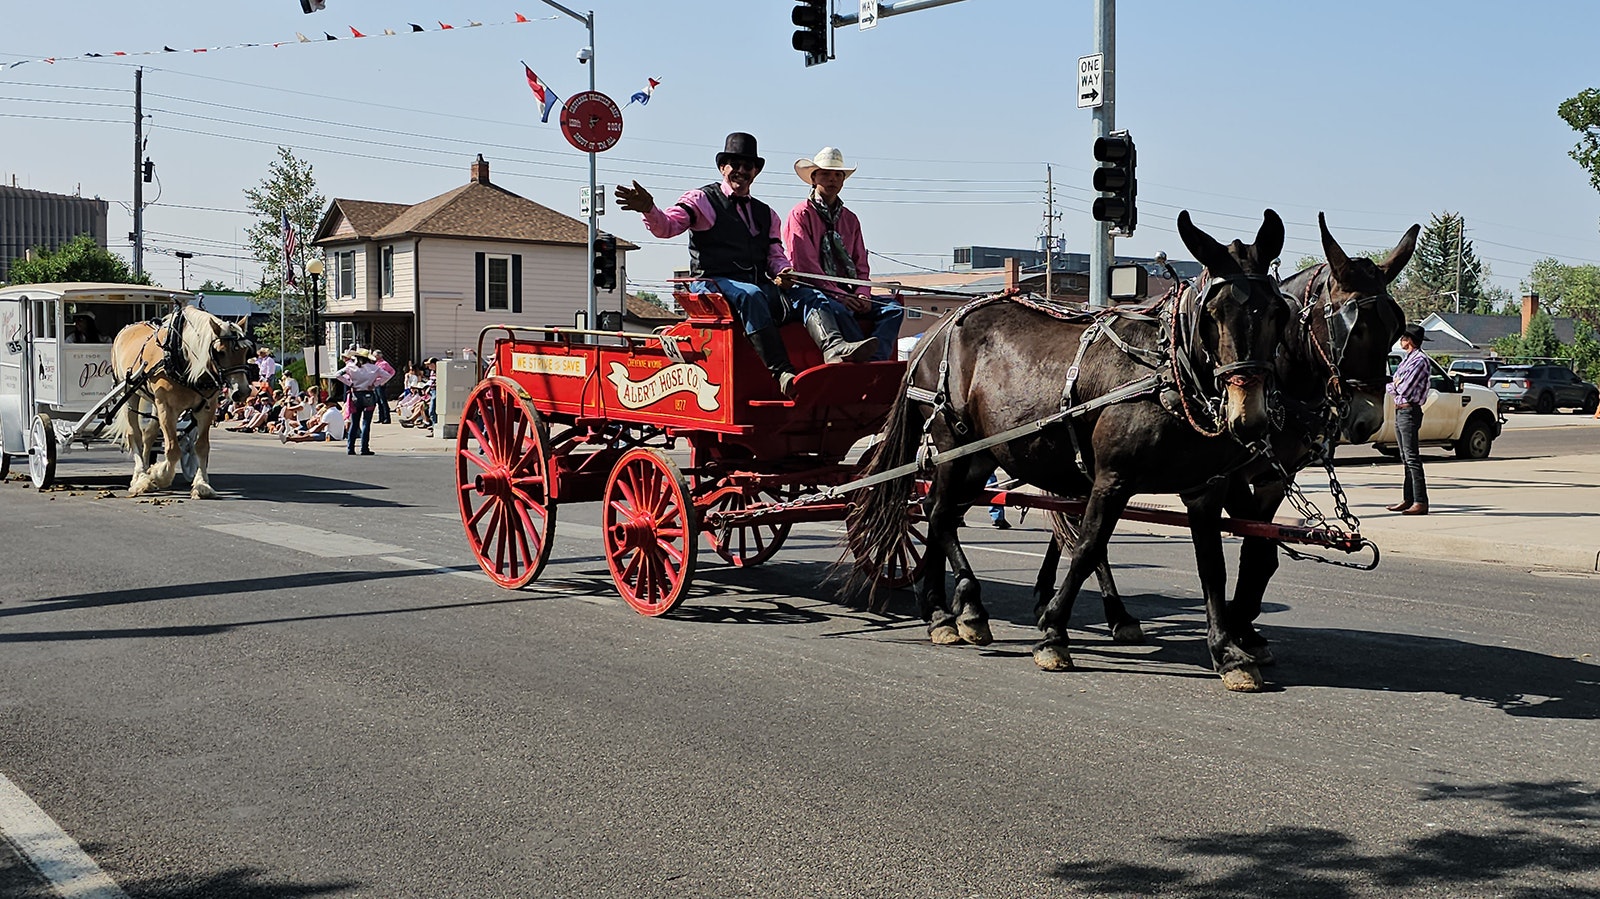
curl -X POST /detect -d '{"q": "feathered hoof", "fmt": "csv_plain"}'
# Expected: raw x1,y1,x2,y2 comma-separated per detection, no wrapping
190,483,218,500
1221,665,1264,692
1110,622,1146,644
929,625,963,645
1032,645,1074,671
957,619,993,646
127,478,151,497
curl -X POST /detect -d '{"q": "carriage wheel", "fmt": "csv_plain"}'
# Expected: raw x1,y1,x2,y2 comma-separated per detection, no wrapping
702,484,793,568
456,376,556,589
847,500,928,590
28,413,57,490
604,448,698,616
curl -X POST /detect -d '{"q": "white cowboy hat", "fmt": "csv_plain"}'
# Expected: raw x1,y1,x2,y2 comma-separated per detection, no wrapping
795,147,856,184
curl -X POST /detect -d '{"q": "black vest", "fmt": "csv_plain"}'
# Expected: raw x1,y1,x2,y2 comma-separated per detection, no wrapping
686,183,775,280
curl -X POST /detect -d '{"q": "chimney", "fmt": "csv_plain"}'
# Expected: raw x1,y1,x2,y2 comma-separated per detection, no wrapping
1521,292,1539,336
1004,257,1020,291
470,154,490,185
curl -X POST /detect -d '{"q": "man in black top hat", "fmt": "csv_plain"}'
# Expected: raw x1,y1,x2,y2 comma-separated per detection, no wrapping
613,132,875,396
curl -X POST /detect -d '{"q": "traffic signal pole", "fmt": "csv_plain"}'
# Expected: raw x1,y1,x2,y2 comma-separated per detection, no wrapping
1089,0,1114,308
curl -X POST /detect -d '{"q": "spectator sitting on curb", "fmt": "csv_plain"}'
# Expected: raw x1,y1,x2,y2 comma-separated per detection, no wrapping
282,401,346,443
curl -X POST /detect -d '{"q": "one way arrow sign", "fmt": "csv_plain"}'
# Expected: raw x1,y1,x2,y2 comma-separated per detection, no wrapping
1077,53,1104,109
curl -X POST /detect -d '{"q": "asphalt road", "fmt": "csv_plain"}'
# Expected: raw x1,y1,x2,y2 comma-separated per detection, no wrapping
2,435,1598,898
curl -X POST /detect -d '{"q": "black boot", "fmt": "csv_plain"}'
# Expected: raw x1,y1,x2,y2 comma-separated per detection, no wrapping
803,305,877,363
746,326,798,397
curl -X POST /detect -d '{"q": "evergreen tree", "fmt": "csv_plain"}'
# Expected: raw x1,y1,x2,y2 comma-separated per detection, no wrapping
1520,311,1561,360
7,234,153,286
243,146,326,354
1394,212,1484,317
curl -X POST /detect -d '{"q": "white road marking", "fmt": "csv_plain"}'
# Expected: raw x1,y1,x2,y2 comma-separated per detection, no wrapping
0,774,128,898
204,522,407,558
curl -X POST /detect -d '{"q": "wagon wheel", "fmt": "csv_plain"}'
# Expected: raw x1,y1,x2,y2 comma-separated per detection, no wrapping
846,499,927,590
702,484,794,568
456,376,556,589
604,447,698,616
28,413,57,490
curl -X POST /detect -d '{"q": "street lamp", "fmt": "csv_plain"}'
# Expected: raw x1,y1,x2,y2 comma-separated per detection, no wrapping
306,257,325,383
174,250,193,290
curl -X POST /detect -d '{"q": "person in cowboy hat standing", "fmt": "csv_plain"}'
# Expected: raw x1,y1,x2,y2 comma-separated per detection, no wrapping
1386,323,1432,515
613,132,875,397
783,147,903,362
337,348,381,456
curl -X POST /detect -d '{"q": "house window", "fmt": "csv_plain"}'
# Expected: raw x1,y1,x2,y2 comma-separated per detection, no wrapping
381,246,394,297
336,250,355,298
486,255,510,311
954,248,971,266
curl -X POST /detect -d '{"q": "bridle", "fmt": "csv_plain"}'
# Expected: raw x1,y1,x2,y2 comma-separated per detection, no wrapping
1169,269,1287,435
1298,263,1402,395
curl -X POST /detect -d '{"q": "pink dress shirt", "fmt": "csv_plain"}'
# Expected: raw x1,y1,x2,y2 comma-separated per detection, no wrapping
782,197,871,299
641,178,792,278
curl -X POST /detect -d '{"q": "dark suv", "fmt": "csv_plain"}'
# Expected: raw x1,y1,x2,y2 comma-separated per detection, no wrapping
1487,364,1600,414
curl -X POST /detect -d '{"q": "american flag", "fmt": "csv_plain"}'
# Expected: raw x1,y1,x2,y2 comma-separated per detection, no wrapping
282,210,298,288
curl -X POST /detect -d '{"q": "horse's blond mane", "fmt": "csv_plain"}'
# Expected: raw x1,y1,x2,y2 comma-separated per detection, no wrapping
173,305,228,384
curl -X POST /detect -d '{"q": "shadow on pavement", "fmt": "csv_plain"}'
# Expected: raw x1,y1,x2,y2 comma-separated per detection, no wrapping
210,473,414,508
1047,778,1600,897
112,864,358,899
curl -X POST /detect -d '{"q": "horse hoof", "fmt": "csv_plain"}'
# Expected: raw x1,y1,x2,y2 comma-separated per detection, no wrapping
930,625,962,645
1110,622,1146,644
1245,645,1276,666
1221,666,1264,693
1033,645,1074,671
191,485,217,500
957,619,993,646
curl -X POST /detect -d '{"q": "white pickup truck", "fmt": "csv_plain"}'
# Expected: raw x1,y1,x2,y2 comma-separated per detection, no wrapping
1346,353,1504,459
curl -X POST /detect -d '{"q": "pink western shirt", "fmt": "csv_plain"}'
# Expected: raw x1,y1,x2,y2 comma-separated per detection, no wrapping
782,196,871,299
641,178,792,278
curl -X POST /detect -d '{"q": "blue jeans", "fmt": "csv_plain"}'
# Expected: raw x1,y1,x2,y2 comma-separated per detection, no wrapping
692,278,785,333
1394,405,1427,505
347,390,376,454
787,289,905,362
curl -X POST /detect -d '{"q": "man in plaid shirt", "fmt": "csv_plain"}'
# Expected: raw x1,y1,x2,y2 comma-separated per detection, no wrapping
1386,324,1433,515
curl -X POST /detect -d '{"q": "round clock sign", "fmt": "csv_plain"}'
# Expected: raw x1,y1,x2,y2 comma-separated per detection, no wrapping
560,91,623,153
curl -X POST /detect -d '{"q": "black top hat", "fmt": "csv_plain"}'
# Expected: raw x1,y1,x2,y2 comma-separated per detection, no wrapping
715,132,765,172
1402,323,1428,345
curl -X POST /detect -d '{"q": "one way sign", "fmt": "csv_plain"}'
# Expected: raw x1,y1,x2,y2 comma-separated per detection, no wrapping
1077,53,1104,109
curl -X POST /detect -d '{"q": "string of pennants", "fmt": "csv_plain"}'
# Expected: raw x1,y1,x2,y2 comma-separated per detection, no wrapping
2,12,552,71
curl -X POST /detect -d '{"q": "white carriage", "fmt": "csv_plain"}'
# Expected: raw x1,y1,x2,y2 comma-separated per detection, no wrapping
0,282,196,489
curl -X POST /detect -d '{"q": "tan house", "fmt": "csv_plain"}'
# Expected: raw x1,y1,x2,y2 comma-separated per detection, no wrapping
310,154,631,365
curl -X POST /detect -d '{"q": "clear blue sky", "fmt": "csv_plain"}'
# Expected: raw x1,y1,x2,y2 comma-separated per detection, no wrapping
4,1,1599,302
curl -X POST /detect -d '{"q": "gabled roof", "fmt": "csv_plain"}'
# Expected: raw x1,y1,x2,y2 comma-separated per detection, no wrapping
1421,312,1576,348
624,293,682,324
314,178,634,249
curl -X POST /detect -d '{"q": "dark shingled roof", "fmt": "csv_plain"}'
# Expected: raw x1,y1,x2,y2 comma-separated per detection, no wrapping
624,293,682,323
1434,313,1576,347
328,200,410,239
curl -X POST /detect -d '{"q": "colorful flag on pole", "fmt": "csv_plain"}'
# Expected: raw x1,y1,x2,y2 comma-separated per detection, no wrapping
282,210,299,288
625,77,661,108
523,63,559,123
300,0,325,13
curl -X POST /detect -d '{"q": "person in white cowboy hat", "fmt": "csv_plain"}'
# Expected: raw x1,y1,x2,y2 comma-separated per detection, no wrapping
336,347,381,455
613,132,875,397
783,146,903,362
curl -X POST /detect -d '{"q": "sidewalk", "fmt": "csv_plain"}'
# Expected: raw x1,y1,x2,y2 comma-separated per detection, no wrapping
232,415,1600,575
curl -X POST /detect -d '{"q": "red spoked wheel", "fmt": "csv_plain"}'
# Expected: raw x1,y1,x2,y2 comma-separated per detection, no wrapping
604,448,698,616
702,484,793,568
456,376,556,589
847,500,928,590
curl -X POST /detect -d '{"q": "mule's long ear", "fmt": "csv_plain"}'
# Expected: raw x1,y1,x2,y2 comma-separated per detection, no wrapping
1253,209,1285,271
1177,210,1229,271
1376,223,1422,285
1319,212,1355,286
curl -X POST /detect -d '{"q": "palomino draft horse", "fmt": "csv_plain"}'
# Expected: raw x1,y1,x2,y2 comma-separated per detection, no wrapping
850,210,1292,691
1031,213,1419,663
109,304,253,498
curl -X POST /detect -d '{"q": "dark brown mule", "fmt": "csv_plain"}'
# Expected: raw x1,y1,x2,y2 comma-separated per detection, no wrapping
849,211,1291,691
110,305,253,498
1032,213,1418,662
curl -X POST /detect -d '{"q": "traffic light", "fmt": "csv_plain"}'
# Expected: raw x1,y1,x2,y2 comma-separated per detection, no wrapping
792,0,829,67
593,233,617,291
1091,132,1136,235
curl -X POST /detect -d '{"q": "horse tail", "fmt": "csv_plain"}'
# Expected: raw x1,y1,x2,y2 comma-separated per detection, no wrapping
845,365,926,609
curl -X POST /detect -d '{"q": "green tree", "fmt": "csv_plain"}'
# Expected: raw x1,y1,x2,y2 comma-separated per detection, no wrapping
1561,319,1600,381
197,279,230,292
6,234,153,286
243,146,326,353
1558,88,1600,192
1520,310,1561,359
1525,257,1600,331
1393,212,1485,317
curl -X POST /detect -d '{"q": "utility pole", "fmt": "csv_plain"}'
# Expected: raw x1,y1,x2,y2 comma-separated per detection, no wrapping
1044,164,1055,300
1088,0,1114,307
132,67,143,278
175,250,192,290
1455,214,1464,314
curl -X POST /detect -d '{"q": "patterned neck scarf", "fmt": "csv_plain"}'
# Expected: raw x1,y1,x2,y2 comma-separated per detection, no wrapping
809,192,857,280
